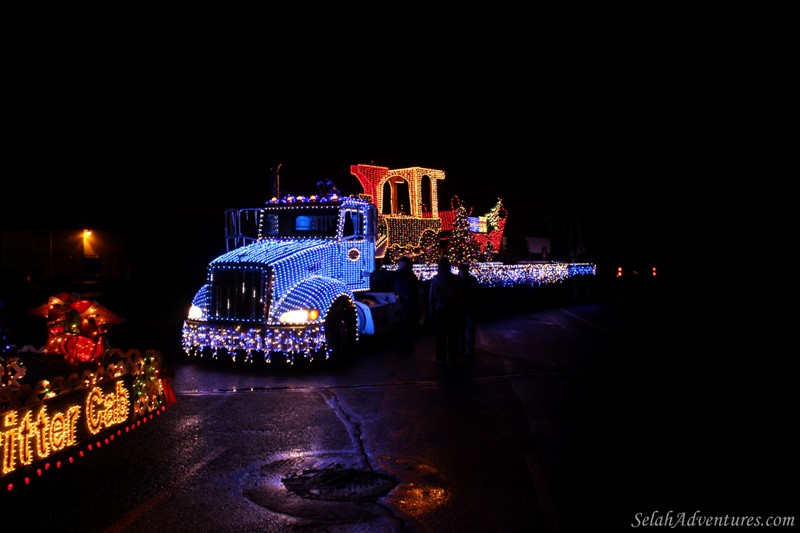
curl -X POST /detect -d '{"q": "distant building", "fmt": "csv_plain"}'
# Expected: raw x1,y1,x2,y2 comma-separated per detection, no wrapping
0,229,132,283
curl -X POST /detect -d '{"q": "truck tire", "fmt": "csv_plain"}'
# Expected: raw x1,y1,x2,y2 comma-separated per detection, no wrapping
325,297,357,359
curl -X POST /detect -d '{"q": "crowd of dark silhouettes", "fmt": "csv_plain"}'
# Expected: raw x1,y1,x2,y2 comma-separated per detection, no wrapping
394,256,479,363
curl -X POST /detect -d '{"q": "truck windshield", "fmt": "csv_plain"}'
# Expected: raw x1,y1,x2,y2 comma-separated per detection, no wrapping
260,206,340,238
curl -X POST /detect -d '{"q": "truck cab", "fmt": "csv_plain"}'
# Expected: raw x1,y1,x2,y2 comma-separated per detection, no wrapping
181,194,393,365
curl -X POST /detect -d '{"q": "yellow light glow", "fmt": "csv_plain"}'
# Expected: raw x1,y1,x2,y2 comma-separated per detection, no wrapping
388,483,450,518
187,305,204,320
278,309,321,324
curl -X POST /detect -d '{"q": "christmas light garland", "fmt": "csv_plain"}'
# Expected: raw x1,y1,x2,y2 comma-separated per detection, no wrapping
1,347,175,493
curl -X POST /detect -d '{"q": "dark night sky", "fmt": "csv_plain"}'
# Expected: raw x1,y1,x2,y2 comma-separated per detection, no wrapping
3,4,793,281
7,140,673,250
4,39,791,278
4,115,785,272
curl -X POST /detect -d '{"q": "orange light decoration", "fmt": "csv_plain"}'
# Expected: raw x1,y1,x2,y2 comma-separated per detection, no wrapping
1,345,175,491
349,165,506,259
384,216,442,249
350,164,446,225
30,294,124,365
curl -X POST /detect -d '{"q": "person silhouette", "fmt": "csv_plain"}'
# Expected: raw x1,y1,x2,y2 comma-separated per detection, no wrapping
458,263,479,360
393,256,419,355
428,257,464,363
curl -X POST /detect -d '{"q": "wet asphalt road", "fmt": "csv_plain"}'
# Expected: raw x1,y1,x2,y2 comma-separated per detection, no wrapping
4,279,797,532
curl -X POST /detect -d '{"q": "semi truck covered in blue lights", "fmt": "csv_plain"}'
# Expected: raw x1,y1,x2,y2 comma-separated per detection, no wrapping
181,164,596,364
182,194,385,363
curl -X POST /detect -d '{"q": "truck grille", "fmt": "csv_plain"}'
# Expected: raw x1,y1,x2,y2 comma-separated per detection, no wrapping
210,267,268,322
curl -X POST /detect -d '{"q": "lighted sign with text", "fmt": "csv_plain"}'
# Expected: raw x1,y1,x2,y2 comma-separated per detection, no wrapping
2,376,132,478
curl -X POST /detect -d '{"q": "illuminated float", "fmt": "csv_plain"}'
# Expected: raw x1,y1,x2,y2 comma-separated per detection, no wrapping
1,294,176,493
348,164,507,264
182,163,596,364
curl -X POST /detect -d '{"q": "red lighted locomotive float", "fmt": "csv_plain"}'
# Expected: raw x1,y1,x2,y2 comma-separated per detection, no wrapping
1,292,175,493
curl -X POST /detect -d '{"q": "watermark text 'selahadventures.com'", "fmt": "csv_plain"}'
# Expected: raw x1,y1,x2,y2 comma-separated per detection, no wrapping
632,510,796,528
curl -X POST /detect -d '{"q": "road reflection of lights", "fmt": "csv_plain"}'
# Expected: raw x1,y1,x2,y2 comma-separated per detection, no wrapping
390,483,450,517
382,461,450,518
174,415,203,434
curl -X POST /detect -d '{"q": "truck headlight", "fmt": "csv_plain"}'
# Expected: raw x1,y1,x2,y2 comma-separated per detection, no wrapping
187,305,204,320
278,309,320,324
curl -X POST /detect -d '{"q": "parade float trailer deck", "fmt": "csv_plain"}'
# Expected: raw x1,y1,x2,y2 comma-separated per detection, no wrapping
181,164,595,364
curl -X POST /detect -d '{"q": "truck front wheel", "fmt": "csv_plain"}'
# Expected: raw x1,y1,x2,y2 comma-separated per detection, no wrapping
325,297,357,359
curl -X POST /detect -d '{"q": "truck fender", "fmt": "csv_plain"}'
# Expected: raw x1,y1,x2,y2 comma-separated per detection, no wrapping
353,300,375,335
271,276,354,326
186,284,211,321
190,284,210,307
